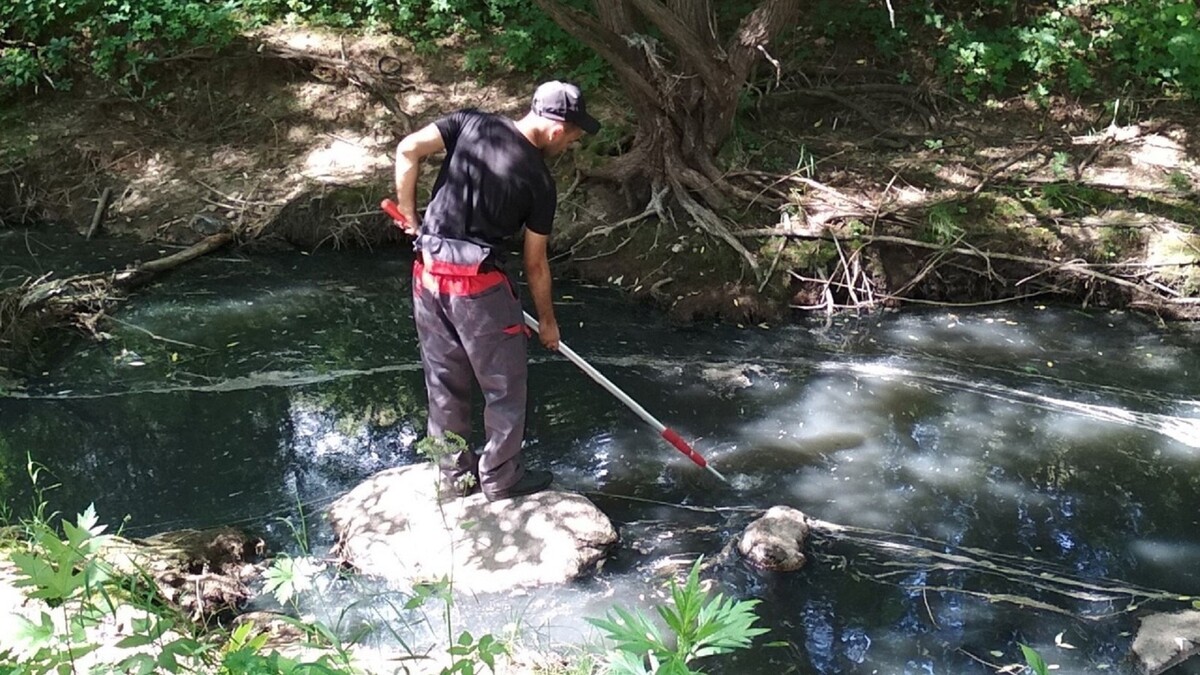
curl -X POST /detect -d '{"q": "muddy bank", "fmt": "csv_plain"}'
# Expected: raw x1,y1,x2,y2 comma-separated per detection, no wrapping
2,27,1198,368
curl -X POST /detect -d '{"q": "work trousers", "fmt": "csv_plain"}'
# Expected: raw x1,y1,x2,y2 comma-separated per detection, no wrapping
412,260,528,493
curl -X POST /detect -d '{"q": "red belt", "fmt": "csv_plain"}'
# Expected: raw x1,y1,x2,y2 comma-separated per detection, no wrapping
413,258,507,296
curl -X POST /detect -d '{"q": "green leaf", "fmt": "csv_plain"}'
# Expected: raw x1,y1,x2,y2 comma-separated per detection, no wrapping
115,634,155,649
10,612,55,653
1020,643,1050,675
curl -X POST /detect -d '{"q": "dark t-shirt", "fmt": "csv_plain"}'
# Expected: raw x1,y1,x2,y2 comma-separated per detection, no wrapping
422,109,556,251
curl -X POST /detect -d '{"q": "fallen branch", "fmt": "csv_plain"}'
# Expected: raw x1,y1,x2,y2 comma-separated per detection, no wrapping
1,232,236,364
86,187,113,240
258,45,412,125
809,516,1188,620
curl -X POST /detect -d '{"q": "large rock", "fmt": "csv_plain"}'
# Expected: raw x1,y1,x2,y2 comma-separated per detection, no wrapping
738,505,810,572
1132,610,1200,675
328,464,618,593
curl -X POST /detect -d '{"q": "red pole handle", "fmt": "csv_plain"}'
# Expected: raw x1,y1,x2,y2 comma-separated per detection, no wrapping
381,199,414,234
661,428,708,469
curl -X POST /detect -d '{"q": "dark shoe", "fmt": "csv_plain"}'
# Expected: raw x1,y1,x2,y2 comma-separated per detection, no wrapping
483,469,553,502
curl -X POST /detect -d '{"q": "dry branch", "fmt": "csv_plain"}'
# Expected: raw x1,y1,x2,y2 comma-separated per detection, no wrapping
1,232,235,364
86,187,113,240
744,227,1199,318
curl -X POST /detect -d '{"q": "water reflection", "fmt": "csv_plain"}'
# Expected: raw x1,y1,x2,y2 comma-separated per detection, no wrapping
2,240,1199,673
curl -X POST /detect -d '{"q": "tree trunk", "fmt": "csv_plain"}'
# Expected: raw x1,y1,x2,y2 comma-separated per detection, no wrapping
533,0,801,210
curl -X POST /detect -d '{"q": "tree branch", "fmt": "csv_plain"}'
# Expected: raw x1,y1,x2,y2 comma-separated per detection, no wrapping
532,0,661,104
727,0,802,83
626,0,726,92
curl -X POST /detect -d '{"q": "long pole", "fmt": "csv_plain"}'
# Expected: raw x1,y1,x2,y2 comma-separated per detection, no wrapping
524,312,727,483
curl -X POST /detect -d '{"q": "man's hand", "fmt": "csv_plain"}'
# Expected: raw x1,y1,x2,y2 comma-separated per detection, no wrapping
537,319,560,351
380,199,417,235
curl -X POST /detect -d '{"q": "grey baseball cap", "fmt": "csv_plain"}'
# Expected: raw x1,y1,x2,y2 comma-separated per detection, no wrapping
531,80,601,134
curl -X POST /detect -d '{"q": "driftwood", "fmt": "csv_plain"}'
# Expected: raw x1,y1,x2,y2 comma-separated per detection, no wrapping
0,231,235,366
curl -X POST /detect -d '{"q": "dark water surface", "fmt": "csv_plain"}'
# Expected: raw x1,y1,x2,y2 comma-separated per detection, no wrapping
2,230,1199,673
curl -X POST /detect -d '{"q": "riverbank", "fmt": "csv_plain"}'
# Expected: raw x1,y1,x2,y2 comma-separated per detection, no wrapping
2,26,1198,371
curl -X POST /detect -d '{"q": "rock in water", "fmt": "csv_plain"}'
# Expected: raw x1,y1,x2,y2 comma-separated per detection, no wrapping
1132,610,1200,675
328,464,618,593
738,505,810,572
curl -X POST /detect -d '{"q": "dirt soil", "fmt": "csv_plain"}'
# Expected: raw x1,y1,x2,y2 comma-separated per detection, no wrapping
2,26,1199,333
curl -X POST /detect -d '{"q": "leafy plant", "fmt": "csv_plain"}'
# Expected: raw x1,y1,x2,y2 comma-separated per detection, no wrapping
2,0,609,100
0,500,210,674
1049,151,1071,180
416,431,469,464
1019,643,1050,675
1,0,244,99
587,557,767,675
923,201,966,245
217,619,359,674
263,555,322,606
1167,170,1194,195
444,630,506,675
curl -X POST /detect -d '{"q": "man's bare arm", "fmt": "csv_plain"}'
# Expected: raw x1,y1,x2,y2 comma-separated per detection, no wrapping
523,230,559,350
394,123,446,230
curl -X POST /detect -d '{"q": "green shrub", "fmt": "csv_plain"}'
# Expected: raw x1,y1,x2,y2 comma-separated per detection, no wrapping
1,0,243,98
240,0,605,84
1,0,606,100
806,0,1200,101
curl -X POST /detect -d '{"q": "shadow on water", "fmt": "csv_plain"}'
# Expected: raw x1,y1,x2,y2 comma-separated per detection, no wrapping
2,232,1200,673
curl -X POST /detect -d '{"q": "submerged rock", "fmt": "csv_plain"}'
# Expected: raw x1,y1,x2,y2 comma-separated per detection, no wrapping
328,464,618,593
1132,610,1200,675
738,505,810,572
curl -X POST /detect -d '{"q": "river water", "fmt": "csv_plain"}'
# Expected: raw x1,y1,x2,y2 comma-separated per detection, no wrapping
2,230,1199,674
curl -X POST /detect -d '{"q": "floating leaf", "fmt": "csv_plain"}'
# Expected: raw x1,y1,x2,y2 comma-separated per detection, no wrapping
1020,644,1049,675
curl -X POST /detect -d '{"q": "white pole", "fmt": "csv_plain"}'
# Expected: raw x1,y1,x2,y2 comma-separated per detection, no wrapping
523,312,727,483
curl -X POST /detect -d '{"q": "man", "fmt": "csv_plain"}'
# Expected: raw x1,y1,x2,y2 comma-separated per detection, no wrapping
392,81,600,502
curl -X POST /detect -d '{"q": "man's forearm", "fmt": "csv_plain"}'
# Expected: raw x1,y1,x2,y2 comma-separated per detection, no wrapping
393,148,421,225
526,260,556,329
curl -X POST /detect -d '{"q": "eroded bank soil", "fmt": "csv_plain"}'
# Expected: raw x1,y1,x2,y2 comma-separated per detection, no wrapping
2,27,1198,363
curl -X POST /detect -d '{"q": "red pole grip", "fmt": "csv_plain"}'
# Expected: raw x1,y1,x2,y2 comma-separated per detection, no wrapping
380,199,409,228
661,428,708,468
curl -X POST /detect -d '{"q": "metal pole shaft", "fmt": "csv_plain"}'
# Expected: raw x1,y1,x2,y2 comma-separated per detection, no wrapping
524,313,665,433
523,312,727,483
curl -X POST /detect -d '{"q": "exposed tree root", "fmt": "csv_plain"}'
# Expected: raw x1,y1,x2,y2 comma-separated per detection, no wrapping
734,226,1200,319
670,178,761,278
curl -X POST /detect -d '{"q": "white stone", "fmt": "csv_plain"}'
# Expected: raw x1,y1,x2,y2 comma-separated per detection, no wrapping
1132,610,1200,675
328,464,618,594
738,505,810,572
